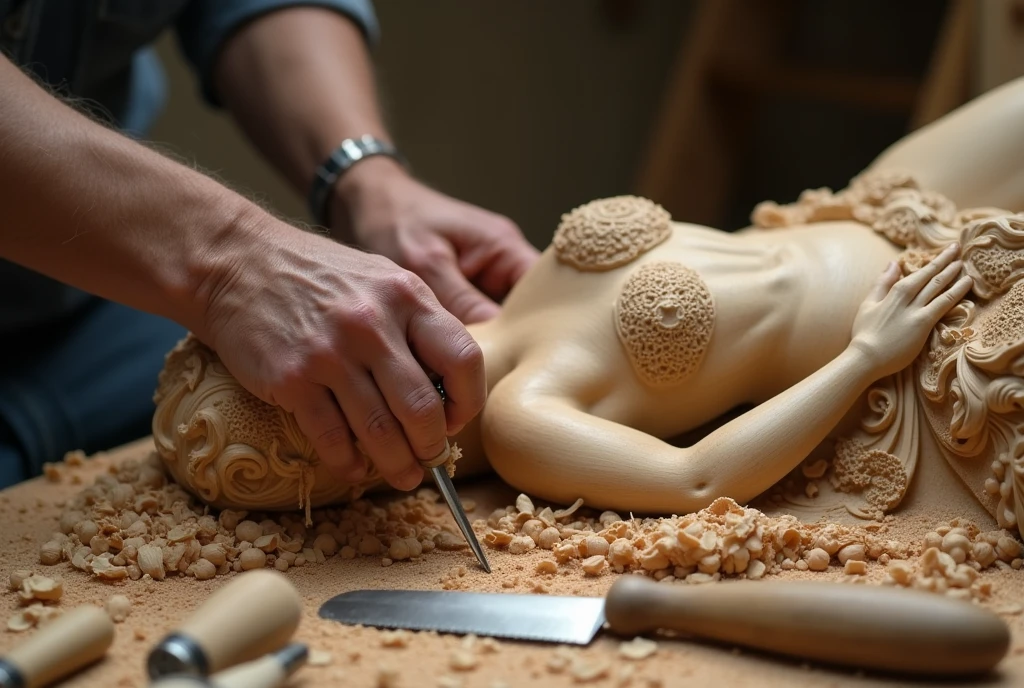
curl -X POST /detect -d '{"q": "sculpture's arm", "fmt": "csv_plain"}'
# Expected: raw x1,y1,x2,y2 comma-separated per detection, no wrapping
485,247,970,514
483,346,878,514
867,76,1024,211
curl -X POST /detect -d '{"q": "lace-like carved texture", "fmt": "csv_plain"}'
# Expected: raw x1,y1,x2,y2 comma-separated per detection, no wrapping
615,262,715,386
832,439,909,513
553,196,672,271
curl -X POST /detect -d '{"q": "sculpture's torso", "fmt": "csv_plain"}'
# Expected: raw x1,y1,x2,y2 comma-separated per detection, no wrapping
482,220,900,440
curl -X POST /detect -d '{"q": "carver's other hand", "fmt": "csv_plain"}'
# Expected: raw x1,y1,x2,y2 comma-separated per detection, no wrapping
850,243,973,378
197,214,486,491
331,158,540,324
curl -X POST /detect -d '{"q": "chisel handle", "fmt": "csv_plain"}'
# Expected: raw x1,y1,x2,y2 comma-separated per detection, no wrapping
0,606,114,688
148,569,302,678
603,575,1009,676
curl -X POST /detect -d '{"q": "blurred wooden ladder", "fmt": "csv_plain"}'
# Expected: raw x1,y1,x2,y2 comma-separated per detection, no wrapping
633,0,981,226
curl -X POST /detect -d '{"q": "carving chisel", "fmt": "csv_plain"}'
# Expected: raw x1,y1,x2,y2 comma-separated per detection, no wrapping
148,570,302,679
425,378,490,573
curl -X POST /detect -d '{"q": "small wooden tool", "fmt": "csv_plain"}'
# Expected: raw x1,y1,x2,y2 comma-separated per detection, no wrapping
149,644,308,688
0,606,115,688
147,569,302,679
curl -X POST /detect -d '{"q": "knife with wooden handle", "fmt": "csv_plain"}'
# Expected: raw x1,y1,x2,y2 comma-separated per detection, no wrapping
320,574,1010,676
603,575,1009,676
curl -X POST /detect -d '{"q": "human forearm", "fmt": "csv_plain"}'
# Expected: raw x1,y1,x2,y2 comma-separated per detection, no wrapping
0,54,260,336
213,7,399,210
687,346,876,502
212,5,540,322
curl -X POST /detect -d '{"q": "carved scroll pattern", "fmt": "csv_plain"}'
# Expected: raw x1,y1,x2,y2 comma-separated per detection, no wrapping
754,171,1024,534
917,215,1024,533
152,335,383,513
770,365,920,520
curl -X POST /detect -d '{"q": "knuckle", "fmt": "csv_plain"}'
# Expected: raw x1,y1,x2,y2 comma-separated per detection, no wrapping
389,270,429,300
452,333,485,373
363,407,401,443
339,302,385,336
404,384,444,426
315,424,352,449
267,360,310,400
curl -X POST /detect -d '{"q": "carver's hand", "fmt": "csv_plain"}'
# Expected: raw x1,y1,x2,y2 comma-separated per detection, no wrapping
850,243,973,378
330,158,540,324
198,215,486,491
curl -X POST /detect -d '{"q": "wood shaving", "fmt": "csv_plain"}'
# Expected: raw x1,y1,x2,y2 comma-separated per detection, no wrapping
308,649,333,666
618,637,658,660
449,649,478,671
380,629,412,648
18,574,63,603
570,657,610,682
40,451,481,583
105,594,132,623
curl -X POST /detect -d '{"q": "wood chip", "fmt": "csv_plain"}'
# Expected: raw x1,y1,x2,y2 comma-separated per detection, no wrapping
618,637,658,660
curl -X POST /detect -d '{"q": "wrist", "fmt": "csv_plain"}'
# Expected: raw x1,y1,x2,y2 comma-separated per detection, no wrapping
843,338,887,381
187,196,278,343
328,155,409,241
309,136,407,230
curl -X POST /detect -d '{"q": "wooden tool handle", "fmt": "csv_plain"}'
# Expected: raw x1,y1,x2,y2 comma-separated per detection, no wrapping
177,570,302,674
603,575,1009,676
2,606,114,688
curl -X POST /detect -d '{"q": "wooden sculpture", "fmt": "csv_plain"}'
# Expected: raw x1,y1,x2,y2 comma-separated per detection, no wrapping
153,76,1024,535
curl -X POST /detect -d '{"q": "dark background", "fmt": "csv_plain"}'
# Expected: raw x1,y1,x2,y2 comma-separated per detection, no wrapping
151,0,1002,244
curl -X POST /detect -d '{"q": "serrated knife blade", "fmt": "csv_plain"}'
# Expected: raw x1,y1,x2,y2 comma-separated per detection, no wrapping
319,589,606,645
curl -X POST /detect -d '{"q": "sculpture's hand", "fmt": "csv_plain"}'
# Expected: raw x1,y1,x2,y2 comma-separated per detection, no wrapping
198,215,486,491
331,159,540,324
850,243,973,378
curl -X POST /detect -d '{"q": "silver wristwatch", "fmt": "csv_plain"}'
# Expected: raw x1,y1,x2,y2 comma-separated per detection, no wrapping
308,135,406,226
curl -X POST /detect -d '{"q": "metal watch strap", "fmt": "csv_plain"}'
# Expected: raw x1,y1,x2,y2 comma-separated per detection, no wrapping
307,135,405,227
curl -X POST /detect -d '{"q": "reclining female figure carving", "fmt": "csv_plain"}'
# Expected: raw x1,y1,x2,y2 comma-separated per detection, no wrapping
153,77,1024,535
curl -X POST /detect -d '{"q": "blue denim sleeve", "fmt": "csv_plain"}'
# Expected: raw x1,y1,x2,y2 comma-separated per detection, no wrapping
175,0,379,105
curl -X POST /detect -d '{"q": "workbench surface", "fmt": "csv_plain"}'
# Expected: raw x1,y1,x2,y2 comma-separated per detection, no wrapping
1,438,1023,687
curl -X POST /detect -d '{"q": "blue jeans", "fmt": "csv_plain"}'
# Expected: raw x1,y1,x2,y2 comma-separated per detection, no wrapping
0,297,185,488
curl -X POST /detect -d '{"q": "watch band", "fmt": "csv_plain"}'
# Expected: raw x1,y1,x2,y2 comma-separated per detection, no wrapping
308,135,406,227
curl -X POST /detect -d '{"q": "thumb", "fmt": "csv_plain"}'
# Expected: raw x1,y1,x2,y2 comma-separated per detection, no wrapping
421,255,501,324
867,261,901,302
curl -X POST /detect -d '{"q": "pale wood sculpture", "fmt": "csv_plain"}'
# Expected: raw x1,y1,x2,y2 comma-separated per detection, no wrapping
153,77,1024,536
